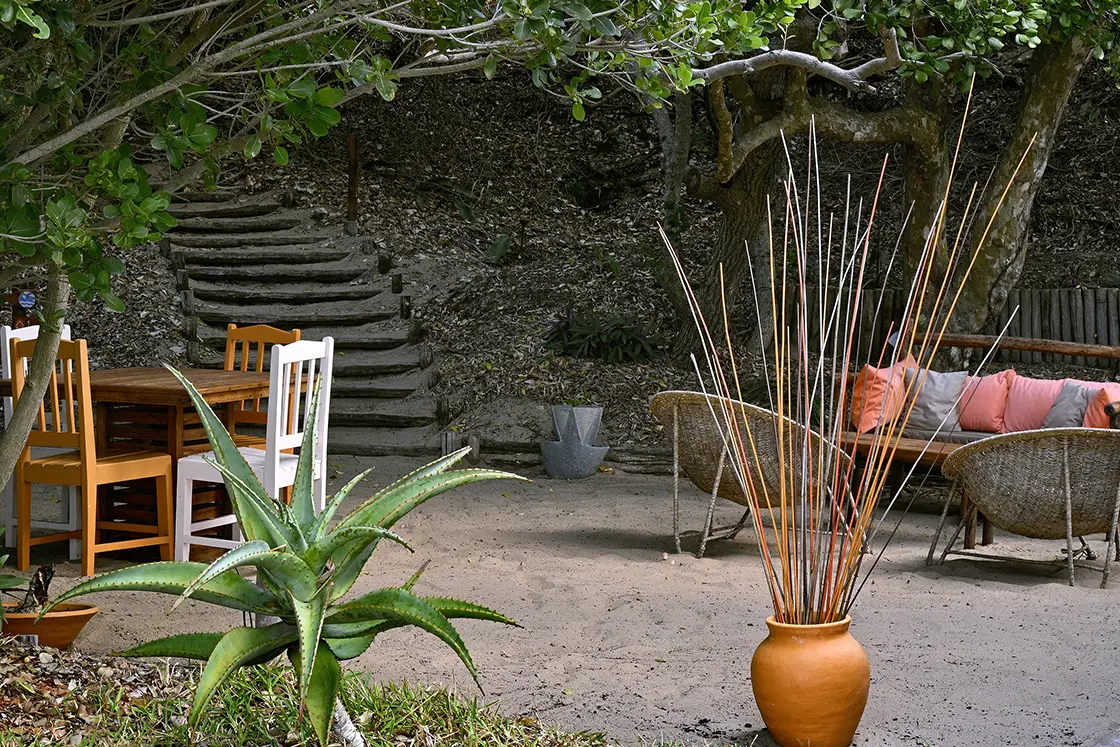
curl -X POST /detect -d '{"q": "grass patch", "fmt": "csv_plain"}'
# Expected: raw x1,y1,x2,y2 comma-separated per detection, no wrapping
0,662,608,747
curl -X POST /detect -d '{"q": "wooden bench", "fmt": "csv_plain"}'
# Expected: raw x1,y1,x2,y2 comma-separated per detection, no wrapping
840,331,1120,549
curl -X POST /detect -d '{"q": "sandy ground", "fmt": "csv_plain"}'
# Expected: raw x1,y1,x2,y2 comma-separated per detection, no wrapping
17,456,1120,747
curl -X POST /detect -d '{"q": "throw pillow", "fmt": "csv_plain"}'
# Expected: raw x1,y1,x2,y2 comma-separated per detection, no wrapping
959,370,1016,433
1083,383,1120,429
849,354,916,433
1003,376,1068,433
1042,382,1094,428
902,368,968,433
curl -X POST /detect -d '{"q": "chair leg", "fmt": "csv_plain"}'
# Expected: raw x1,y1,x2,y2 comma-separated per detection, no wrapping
938,510,971,566
80,483,96,578
696,451,724,560
16,478,31,571
928,480,960,566
155,470,173,562
1062,442,1075,587
1103,483,1120,589
672,407,681,555
175,472,194,562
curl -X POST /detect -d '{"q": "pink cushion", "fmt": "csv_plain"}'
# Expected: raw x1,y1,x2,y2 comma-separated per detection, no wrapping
1002,376,1068,433
850,355,916,433
1068,379,1110,391
959,370,1015,433
1083,384,1120,429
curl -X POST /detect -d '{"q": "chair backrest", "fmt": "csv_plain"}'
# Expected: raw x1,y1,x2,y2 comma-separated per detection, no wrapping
941,427,1120,538
10,338,94,456
2,324,71,427
650,390,852,508
264,337,334,488
224,323,301,427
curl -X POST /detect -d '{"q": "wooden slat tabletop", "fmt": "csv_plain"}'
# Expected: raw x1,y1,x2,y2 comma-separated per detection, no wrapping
0,368,270,406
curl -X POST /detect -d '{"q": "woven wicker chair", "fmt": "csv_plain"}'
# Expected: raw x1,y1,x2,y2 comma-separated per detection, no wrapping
649,390,853,558
927,427,1120,587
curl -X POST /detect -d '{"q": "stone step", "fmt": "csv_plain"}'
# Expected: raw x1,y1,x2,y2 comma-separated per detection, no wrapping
191,298,396,326
168,197,283,219
196,321,410,350
173,212,306,233
187,279,383,304
333,347,428,376
185,256,372,283
168,230,336,248
172,243,356,266
331,371,432,398
328,426,439,457
330,398,438,428
170,190,237,202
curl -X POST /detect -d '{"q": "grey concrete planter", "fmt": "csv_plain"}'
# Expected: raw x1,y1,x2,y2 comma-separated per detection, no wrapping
540,405,609,479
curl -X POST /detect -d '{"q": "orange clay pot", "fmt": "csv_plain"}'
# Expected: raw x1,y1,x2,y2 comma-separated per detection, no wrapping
750,615,870,747
2,602,99,650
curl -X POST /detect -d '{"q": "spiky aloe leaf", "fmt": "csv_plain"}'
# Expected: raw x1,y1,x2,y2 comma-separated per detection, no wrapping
423,597,520,627
326,588,480,688
339,470,525,531
289,379,321,530
321,596,517,640
289,642,340,747
206,456,305,554
166,367,292,549
118,633,223,660
324,633,378,661
309,469,371,542
174,541,320,608
304,525,411,574
42,562,282,617
190,624,299,727
290,587,328,707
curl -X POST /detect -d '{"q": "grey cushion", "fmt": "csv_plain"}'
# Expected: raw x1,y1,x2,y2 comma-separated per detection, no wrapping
901,427,993,445
1042,382,1094,428
903,368,968,433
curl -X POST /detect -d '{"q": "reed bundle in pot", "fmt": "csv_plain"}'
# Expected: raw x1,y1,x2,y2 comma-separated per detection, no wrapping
664,117,1027,746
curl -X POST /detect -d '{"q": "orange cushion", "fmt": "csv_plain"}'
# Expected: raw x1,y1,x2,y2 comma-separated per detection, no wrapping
1003,376,1067,433
1082,384,1120,429
959,370,1015,433
850,355,916,433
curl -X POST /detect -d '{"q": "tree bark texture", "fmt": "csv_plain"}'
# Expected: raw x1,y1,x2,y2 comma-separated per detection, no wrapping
952,35,1093,333
0,270,70,496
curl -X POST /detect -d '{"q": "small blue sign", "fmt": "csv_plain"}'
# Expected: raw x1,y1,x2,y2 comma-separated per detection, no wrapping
17,291,35,309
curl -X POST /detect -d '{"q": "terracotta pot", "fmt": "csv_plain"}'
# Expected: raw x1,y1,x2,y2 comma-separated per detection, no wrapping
2,602,99,650
750,615,870,747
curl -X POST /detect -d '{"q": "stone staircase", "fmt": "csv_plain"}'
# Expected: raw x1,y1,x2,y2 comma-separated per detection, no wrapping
163,190,442,456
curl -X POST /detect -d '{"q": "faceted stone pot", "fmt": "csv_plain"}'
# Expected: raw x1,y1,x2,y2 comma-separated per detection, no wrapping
750,615,870,747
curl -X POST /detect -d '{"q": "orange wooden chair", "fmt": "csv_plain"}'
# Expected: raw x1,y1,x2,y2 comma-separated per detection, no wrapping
223,323,301,448
11,338,174,576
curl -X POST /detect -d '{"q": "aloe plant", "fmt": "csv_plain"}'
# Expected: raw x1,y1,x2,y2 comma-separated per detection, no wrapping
43,369,525,746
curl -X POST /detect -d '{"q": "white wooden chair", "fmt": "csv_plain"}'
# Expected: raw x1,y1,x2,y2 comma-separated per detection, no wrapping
174,337,334,559
2,324,80,560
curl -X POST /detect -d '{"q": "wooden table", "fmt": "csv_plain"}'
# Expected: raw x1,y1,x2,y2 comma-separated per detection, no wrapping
2,368,271,531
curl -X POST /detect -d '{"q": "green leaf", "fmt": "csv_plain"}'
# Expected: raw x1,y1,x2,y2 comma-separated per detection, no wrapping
327,588,480,687
118,633,223,661
273,146,289,166
324,634,377,661
309,469,371,542
313,87,345,107
292,643,340,746
15,6,50,38
304,525,410,573
483,54,498,80
513,18,532,41
243,135,262,159
174,540,315,608
103,293,126,313
289,588,327,707
190,625,298,727
340,469,525,531
289,380,321,531
43,562,282,616
288,77,316,99
424,597,519,627
572,101,586,121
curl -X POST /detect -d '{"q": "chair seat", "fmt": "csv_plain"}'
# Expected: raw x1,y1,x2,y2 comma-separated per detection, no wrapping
178,447,318,488
25,445,173,485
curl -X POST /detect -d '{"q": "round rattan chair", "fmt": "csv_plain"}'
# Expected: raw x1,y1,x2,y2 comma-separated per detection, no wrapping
649,390,853,557
927,427,1120,587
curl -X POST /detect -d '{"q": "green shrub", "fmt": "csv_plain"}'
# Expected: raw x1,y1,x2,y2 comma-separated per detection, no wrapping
544,312,664,363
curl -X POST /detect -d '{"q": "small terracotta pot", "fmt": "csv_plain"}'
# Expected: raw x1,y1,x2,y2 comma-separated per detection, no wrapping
750,615,870,747
2,602,99,650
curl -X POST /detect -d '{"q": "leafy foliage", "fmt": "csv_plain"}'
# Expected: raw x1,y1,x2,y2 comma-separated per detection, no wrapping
44,372,525,745
545,311,665,363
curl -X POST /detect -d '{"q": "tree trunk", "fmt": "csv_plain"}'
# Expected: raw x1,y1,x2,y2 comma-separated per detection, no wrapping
650,93,693,323
0,270,70,495
333,698,367,747
952,35,1092,333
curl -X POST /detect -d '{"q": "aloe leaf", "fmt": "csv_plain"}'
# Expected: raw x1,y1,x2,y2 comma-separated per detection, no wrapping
42,562,282,616
175,542,319,606
424,597,520,627
290,587,328,707
304,525,410,574
190,624,299,727
166,366,290,548
321,595,515,639
117,633,223,661
327,588,480,688
290,642,340,747
206,456,302,553
324,633,379,661
310,469,371,542
403,560,430,591
289,378,321,531
327,542,378,603
339,470,525,532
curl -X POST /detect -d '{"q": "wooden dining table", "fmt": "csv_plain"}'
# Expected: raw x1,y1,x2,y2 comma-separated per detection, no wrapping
2,367,272,536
